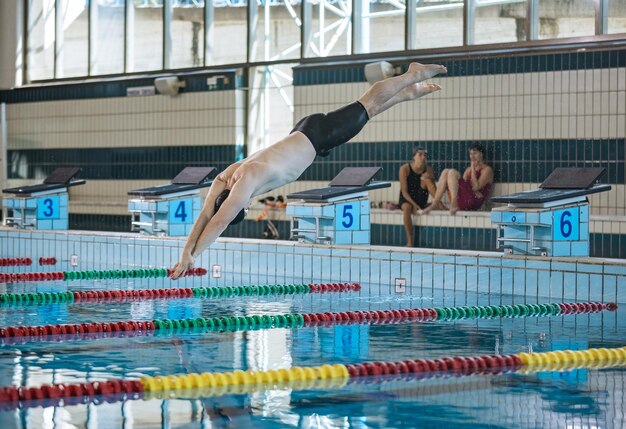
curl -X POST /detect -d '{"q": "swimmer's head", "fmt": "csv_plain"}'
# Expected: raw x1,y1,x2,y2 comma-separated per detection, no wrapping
412,146,427,157
469,143,486,159
214,189,247,225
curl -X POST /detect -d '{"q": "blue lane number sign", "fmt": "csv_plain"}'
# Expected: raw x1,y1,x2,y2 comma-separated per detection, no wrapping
169,199,193,224
37,196,60,219
335,202,360,231
553,207,579,241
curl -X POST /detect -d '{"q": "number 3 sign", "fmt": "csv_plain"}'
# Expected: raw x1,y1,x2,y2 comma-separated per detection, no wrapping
335,202,360,231
37,196,60,219
553,207,579,241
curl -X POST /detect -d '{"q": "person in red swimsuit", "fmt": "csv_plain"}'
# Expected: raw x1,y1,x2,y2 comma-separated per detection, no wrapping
421,144,494,215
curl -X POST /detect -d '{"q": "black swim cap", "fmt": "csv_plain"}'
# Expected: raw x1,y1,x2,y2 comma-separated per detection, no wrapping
469,143,486,157
214,189,246,225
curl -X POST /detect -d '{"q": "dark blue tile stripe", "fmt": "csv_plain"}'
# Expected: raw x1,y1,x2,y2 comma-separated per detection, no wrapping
302,139,624,184
294,49,626,85
8,145,236,180
10,139,624,183
0,71,241,104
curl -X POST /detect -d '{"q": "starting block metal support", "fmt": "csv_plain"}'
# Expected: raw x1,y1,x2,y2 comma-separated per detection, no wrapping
286,167,390,245
2,191,69,230
128,194,202,236
490,168,611,257
2,168,85,230
287,197,371,245
127,167,215,236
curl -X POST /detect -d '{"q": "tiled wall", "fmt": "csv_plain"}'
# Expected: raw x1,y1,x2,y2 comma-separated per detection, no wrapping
1,48,625,258
1,228,625,305
280,48,626,256
1,71,245,211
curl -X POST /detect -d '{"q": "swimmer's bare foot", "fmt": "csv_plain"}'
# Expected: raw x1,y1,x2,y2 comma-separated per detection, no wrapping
421,205,435,215
434,201,447,210
449,203,459,215
407,62,447,83
401,83,441,100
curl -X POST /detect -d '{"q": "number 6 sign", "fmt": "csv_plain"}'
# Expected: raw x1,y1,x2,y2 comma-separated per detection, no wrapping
553,207,579,241
335,202,360,231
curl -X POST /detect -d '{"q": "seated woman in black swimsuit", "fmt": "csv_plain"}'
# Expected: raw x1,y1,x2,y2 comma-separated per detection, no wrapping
399,147,440,247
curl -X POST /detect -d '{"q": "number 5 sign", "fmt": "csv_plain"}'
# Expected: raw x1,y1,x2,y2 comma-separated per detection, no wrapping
553,207,579,241
335,202,360,231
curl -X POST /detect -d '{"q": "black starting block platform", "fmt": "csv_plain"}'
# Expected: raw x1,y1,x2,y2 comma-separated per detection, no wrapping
287,167,391,202
2,167,85,197
128,167,215,198
491,168,611,208
2,167,84,230
286,167,390,245
491,167,611,257
127,167,215,236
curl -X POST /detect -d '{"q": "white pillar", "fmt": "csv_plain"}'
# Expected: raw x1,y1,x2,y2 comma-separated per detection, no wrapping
1,103,7,225
0,0,24,89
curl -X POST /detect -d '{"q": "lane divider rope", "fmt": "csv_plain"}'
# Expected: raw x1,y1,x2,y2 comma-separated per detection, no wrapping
0,282,361,307
38,257,57,266
0,301,616,344
0,346,623,408
0,258,32,267
0,267,207,283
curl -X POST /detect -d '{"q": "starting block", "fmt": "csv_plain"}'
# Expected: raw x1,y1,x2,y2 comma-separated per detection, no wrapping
286,167,390,245
128,167,215,236
2,167,85,230
490,168,611,257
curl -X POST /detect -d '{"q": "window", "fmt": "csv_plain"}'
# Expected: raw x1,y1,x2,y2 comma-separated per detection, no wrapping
249,0,301,62
354,0,405,54
413,0,464,49
538,0,595,40
169,0,204,68
129,0,164,72
607,0,626,34
92,0,125,75
27,0,55,81
248,64,294,153
58,0,89,78
304,0,352,58
474,1,526,44
209,0,247,65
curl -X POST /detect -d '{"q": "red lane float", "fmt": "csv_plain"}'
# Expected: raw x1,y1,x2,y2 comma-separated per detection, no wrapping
38,257,57,266
0,258,32,267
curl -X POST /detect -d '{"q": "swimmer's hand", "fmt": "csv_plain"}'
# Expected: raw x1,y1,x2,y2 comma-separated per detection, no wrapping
171,251,195,280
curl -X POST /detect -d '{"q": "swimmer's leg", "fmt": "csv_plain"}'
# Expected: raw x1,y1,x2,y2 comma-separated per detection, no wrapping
369,83,441,119
358,63,447,118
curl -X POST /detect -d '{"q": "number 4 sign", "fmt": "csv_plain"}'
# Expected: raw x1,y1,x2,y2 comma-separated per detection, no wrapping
553,207,579,241
335,202,360,231
169,199,193,224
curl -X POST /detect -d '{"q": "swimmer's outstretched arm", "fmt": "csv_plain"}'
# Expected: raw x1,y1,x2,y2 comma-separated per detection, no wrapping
171,177,255,279
171,177,226,279
192,179,254,254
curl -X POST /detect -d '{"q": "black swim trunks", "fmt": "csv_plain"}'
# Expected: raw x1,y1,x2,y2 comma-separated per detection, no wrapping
290,101,370,157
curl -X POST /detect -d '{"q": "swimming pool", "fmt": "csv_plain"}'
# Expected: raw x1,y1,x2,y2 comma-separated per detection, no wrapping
0,255,624,428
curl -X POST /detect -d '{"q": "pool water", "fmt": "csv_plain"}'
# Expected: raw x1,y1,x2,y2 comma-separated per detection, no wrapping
0,274,623,428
